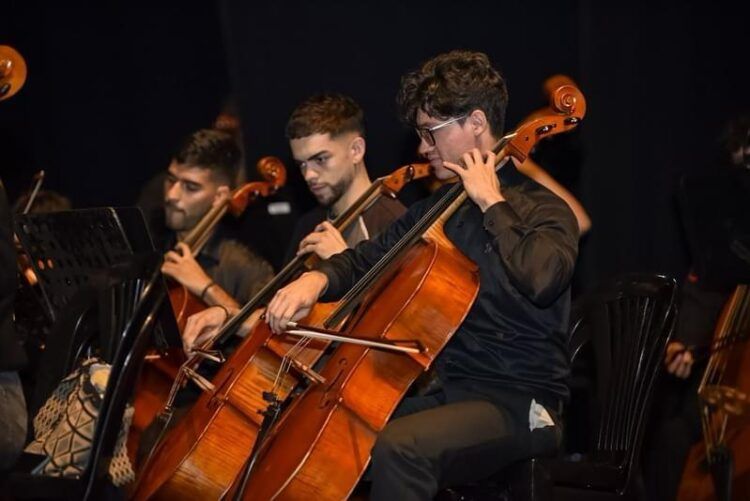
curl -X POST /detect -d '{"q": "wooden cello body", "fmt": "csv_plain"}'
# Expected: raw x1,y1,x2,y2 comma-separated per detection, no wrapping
678,284,750,501
234,220,479,500
131,303,336,500
129,163,431,500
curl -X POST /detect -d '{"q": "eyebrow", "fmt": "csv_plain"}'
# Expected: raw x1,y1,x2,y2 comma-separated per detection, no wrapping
306,150,330,161
167,169,205,188
295,150,330,166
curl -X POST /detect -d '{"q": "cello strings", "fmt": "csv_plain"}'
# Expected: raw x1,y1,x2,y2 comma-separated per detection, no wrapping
272,336,311,394
698,285,750,459
704,288,737,385
715,288,744,383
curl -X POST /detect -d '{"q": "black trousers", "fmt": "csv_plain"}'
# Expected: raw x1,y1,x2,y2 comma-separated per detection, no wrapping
369,388,562,500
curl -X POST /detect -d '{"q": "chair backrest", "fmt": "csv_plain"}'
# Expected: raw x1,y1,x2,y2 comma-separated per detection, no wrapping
568,273,677,478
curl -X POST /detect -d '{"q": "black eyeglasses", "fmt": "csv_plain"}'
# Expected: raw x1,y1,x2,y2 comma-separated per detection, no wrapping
414,114,468,146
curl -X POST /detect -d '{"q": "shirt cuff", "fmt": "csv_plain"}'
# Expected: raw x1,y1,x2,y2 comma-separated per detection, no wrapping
483,201,521,236
315,261,339,302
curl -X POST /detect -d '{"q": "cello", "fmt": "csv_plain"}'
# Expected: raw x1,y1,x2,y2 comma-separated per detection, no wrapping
677,284,750,501
128,156,286,462
223,81,587,500
129,161,431,499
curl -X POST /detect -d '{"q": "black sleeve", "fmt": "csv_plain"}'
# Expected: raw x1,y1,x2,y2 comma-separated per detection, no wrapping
482,188,579,307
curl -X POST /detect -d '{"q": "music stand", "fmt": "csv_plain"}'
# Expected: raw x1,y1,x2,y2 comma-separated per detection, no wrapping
14,206,180,357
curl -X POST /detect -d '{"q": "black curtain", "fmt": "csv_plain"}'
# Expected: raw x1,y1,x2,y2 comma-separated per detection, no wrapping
1,3,230,208
576,2,750,289
3,2,749,285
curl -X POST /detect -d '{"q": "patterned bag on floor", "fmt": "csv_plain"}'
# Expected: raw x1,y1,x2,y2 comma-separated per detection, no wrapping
24,357,135,487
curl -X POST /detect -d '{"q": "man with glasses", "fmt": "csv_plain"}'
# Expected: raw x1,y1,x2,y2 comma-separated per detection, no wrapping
265,50,579,499
415,114,468,146
417,113,591,236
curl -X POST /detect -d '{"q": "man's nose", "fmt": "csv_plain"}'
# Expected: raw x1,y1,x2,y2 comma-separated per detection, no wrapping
303,168,318,183
166,181,182,201
417,137,434,157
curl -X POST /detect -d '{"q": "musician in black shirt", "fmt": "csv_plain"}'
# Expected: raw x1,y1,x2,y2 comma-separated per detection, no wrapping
265,50,578,499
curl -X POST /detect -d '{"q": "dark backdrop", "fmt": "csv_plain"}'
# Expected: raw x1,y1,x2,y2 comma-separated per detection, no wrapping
2,1,749,289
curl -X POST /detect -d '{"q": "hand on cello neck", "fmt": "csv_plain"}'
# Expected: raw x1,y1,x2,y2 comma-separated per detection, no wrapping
442,148,506,212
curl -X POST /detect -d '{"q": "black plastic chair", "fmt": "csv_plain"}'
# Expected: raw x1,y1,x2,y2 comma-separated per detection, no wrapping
439,273,678,501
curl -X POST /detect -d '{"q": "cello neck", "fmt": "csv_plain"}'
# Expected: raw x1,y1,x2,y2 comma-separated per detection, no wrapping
180,201,228,255
213,170,426,345
323,135,516,329
700,284,750,389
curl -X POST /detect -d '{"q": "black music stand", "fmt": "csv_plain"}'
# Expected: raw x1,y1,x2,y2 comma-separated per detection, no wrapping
14,206,180,355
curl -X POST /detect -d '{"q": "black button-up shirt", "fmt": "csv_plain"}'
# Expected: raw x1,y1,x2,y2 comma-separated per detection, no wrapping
317,162,578,406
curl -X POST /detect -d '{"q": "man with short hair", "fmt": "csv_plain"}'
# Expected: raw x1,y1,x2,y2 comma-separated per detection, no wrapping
158,129,273,349
181,95,404,349
265,51,579,499
283,93,405,263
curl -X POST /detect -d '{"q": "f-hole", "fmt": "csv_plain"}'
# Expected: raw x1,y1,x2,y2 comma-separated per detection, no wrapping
319,358,348,408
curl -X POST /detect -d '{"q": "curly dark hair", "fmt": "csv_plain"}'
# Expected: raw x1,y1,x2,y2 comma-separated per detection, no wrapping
397,50,508,137
285,93,365,140
173,129,241,187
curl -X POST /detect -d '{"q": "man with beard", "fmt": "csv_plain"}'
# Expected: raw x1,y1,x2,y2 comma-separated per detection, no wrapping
159,129,273,346
180,94,405,350
282,93,405,263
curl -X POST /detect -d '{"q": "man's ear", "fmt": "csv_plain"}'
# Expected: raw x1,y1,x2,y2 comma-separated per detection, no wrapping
213,185,231,207
469,109,489,137
349,136,366,165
